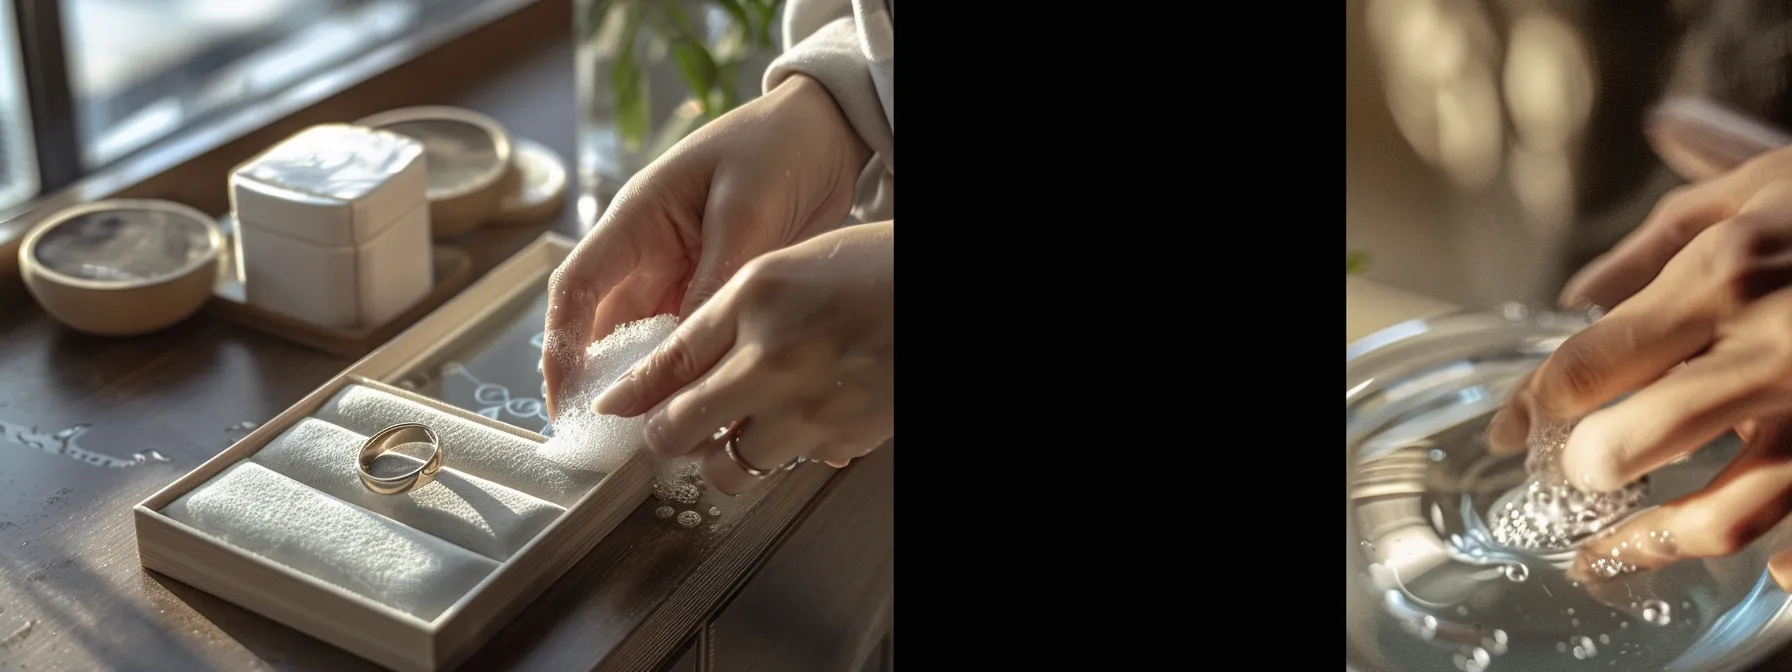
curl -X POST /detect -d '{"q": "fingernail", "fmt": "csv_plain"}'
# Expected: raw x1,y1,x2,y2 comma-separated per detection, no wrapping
1487,403,1532,454
592,371,638,416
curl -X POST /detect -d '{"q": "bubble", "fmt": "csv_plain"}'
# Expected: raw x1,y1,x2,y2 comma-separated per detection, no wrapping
708,506,722,516
1619,622,1628,629
654,505,674,519
676,510,702,528
1598,633,1610,644
1504,563,1530,582
1430,448,1447,461
1472,647,1491,667
1556,642,1567,653
1641,599,1672,625
1457,605,1469,616
1571,619,1579,627
1484,629,1509,655
1572,635,1597,659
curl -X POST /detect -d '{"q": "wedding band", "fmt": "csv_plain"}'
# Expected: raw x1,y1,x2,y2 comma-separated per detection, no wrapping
357,423,443,495
723,423,797,478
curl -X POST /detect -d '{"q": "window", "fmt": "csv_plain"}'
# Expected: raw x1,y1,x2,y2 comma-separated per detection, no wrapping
0,2,35,212
60,0,492,170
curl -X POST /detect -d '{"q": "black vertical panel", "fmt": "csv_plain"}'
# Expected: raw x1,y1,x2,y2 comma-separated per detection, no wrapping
13,0,82,194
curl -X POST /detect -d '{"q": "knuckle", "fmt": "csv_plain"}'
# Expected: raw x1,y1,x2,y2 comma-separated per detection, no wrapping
735,256,797,304
1536,343,1607,414
658,333,706,383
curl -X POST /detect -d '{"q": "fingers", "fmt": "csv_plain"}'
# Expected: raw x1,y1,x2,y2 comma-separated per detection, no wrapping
1562,345,1791,491
1572,413,1792,581
1486,290,1715,455
1646,97,1791,183
1486,372,1537,455
594,287,742,417
811,436,888,469
1769,548,1792,592
638,351,763,458
701,415,823,494
542,208,647,418
1558,177,1738,310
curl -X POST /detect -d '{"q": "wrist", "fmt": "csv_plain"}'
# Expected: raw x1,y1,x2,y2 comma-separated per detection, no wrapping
775,74,874,176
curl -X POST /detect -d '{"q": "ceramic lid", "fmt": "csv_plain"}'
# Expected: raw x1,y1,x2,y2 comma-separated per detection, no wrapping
230,124,429,247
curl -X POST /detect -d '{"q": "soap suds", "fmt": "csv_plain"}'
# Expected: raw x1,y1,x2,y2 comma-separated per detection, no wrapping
1489,419,1649,551
540,314,679,475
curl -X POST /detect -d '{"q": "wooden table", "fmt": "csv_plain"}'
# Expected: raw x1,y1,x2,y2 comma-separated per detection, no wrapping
0,3,894,670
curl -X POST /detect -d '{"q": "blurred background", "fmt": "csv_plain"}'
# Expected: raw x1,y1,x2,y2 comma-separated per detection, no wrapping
0,0,500,216
1346,0,1792,308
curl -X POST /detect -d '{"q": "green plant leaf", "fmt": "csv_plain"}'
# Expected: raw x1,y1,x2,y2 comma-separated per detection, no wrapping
748,0,779,48
669,38,720,117
714,0,751,39
715,61,741,113
1346,250,1372,275
611,14,650,151
579,0,621,41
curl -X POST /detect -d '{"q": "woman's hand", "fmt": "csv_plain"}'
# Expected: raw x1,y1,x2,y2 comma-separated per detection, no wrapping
542,74,871,417
591,221,893,495
1488,144,1792,588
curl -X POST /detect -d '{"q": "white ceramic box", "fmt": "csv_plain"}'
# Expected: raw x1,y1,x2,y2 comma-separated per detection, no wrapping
236,203,433,329
135,234,652,672
231,124,434,330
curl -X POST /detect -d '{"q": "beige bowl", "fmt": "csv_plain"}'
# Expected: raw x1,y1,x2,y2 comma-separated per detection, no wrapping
354,106,513,240
20,199,223,336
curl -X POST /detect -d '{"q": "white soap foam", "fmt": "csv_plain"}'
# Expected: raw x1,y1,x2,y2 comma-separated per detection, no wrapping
540,314,680,474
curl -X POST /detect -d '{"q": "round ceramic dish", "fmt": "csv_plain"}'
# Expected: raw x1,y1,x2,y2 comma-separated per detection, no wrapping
21,199,223,336
489,137,568,228
1345,306,1792,672
354,106,512,240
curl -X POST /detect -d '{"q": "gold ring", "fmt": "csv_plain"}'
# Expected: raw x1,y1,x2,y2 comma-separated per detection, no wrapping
723,423,797,478
357,423,443,495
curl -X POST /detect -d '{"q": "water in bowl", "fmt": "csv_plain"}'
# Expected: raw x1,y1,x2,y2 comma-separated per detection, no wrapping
34,209,212,283
1346,310,1792,672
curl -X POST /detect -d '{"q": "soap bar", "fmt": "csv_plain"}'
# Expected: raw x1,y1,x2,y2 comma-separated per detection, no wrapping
313,385,604,507
162,462,500,621
251,418,565,561
231,124,429,247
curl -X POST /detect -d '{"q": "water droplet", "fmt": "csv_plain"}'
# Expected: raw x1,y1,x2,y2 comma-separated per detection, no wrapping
1598,633,1610,644
676,510,702,528
654,505,674,519
1430,448,1446,461
707,506,721,516
1484,629,1509,655
1456,605,1469,616
1566,608,1575,615
1573,635,1597,659
1556,642,1568,653
1503,563,1529,582
1472,647,1491,667
1619,622,1628,629
1571,618,1580,626
1642,599,1672,625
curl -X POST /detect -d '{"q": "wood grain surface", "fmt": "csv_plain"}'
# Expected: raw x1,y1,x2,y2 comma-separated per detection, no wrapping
0,2,895,669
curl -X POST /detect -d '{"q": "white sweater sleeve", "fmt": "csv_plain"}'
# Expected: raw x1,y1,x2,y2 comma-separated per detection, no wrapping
764,0,895,222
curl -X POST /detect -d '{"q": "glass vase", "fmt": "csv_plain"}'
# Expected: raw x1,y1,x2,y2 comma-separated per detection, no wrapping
574,0,782,225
